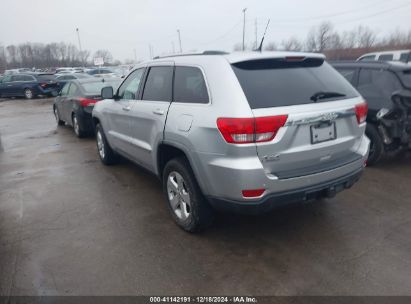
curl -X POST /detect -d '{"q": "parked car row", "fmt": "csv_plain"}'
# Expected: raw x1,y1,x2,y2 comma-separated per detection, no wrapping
53,51,370,232
0,73,59,99
0,67,128,99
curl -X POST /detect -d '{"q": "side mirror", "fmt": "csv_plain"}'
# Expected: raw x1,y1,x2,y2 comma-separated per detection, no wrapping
101,86,114,99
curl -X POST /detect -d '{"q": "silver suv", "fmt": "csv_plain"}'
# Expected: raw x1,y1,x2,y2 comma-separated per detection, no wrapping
92,52,370,232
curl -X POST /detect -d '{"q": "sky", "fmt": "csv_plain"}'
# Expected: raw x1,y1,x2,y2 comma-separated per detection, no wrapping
0,0,410,61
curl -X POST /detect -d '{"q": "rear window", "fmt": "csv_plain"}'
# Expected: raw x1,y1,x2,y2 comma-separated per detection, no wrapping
400,69,411,88
231,59,359,109
81,80,120,94
400,53,410,63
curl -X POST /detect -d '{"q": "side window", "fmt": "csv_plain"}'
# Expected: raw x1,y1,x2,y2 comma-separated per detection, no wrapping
359,55,376,61
174,67,209,103
67,83,80,97
336,68,356,84
66,75,75,80
378,54,393,61
2,75,12,82
358,69,402,107
117,68,145,100
61,83,70,96
142,66,173,102
400,53,410,62
22,75,35,81
11,75,22,82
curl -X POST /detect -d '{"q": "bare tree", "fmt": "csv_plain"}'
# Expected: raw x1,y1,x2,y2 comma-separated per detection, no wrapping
94,49,113,64
281,37,302,51
355,26,376,48
305,21,334,52
264,42,278,51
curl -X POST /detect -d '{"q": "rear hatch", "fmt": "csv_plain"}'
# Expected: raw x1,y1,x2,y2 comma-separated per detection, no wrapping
231,56,366,179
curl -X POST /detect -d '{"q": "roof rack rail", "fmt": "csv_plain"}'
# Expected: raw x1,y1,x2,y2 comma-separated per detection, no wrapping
153,50,228,60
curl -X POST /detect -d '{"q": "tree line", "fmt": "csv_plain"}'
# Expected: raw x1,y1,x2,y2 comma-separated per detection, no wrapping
234,21,411,60
0,42,116,71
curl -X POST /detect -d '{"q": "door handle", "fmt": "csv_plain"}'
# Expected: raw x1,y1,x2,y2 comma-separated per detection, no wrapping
153,109,165,116
122,105,131,111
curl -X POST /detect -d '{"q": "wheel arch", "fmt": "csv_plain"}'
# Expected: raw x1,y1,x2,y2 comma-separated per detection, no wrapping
157,142,209,195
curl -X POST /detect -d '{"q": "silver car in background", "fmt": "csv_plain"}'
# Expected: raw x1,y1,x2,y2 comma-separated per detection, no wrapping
92,51,370,232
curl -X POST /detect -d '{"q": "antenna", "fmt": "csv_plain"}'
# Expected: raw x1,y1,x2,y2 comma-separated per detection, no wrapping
255,19,270,52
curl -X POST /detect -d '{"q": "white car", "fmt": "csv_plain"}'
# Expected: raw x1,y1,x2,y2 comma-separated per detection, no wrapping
357,50,410,63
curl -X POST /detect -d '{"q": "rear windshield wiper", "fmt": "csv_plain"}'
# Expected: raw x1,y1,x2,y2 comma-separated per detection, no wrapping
310,91,346,102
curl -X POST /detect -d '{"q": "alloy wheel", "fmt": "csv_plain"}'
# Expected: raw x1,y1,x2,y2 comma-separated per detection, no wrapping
25,89,33,99
167,171,191,220
96,130,105,159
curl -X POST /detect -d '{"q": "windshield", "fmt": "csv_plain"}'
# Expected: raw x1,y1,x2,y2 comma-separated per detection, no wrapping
231,58,359,109
81,80,120,94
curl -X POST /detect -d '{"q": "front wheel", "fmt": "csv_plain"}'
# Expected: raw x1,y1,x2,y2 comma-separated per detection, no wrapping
24,88,34,99
54,106,65,126
95,123,117,165
72,113,86,138
163,157,214,232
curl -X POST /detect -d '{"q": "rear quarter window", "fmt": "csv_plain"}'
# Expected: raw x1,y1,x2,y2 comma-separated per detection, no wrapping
232,59,359,109
173,66,209,104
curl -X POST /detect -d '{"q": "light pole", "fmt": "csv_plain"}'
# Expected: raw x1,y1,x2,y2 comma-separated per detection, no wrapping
242,8,247,51
177,29,183,53
76,28,83,66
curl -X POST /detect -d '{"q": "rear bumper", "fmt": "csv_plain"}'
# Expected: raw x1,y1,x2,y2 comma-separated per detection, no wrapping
207,168,363,214
193,136,369,205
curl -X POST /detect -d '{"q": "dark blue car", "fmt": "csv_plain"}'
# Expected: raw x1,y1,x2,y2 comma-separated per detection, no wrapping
0,73,59,99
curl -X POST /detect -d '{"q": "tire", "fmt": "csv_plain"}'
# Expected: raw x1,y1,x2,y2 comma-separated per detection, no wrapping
95,123,117,165
24,88,34,99
53,106,65,126
72,113,86,138
366,124,384,166
163,157,214,232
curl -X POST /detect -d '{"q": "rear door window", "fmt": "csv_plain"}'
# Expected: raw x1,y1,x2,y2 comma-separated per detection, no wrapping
173,66,209,103
142,66,173,102
378,54,394,61
232,59,358,109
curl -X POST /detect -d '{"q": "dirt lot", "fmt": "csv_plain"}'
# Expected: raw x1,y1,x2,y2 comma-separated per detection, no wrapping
0,97,411,296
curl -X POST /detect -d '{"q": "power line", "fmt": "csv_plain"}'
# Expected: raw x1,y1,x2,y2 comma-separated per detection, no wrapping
263,0,404,23
335,2,411,25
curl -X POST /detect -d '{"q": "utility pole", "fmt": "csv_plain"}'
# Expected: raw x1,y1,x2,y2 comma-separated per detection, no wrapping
177,29,183,53
242,8,247,51
76,28,83,66
149,44,154,59
254,18,258,50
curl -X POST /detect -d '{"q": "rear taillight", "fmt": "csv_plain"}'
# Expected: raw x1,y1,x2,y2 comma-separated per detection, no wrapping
40,83,47,88
217,115,288,144
355,102,368,124
79,98,100,107
242,189,265,198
